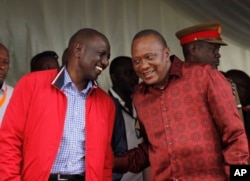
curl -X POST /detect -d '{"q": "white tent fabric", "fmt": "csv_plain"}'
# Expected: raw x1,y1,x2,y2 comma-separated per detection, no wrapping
166,0,250,48
0,0,249,91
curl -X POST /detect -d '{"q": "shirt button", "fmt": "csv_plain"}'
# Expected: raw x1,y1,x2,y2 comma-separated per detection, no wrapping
172,165,178,172
168,141,173,146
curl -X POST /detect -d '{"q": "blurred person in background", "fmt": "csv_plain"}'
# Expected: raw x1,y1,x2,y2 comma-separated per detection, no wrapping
30,50,59,72
109,56,150,181
0,43,13,124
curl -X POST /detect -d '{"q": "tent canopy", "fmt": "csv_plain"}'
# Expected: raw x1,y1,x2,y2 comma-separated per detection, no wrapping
0,0,249,90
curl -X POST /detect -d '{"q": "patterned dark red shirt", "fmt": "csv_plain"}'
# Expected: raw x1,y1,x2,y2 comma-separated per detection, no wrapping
133,55,249,181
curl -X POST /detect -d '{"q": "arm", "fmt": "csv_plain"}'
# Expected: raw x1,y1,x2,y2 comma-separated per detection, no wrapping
243,96,250,143
111,98,128,180
0,76,31,180
207,69,249,174
243,96,250,163
103,99,116,180
114,142,150,173
226,78,244,122
113,122,150,173
111,98,128,156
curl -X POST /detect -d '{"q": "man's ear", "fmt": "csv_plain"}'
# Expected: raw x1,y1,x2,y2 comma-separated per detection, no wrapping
164,47,170,58
74,43,82,57
189,43,198,56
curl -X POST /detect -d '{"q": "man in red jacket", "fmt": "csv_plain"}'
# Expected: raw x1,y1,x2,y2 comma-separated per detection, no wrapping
0,28,115,181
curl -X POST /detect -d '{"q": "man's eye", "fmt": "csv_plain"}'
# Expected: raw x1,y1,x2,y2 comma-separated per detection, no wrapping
0,59,9,65
2,59,9,64
145,54,156,60
132,59,141,65
98,51,110,59
98,52,107,59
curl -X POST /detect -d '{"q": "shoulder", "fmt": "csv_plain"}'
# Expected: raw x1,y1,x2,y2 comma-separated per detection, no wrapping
93,87,115,104
15,69,58,91
5,84,13,90
133,82,146,96
19,69,57,83
171,55,215,79
182,61,220,80
7,85,14,94
184,61,213,71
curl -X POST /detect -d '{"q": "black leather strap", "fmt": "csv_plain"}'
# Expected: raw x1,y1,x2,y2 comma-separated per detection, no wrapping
49,174,85,180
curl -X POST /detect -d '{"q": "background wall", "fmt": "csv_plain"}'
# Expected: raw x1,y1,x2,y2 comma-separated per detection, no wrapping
0,0,249,91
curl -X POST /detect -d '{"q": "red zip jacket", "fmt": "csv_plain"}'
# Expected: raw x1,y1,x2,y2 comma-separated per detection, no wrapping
0,68,115,181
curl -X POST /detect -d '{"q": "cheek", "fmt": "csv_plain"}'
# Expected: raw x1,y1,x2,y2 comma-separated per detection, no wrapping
133,64,139,73
135,69,142,78
132,66,141,78
4,67,9,73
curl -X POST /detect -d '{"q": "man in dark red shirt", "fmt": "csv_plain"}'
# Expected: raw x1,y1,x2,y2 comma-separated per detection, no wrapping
114,29,249,181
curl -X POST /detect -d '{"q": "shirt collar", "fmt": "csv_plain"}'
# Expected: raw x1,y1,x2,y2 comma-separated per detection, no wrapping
51,65,99,95
140,55,184,93
169,55,183,78
0,82,6,92
62,67,93,94
109,87,137,118
109,87,126,107
0,82,7,95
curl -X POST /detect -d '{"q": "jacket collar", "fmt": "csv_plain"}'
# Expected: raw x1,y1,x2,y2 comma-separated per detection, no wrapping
51,66,98,93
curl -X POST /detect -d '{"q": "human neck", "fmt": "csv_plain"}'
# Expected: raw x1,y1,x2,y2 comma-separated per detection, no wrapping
153,72,170,90
153,81,168,89
113,86,133,112
113,87,131,101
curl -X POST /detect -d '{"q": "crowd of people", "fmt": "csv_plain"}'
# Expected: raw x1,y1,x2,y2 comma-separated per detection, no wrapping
0,22,249,181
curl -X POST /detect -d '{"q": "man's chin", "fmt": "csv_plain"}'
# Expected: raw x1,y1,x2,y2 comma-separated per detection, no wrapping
143,80,155,86
214,62,220,69
0,78,4,83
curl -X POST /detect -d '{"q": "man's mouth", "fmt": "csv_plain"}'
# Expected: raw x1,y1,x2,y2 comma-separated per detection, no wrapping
142,70,154,78
95,66,103,72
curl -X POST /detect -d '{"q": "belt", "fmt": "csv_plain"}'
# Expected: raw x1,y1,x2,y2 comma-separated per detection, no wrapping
49,173,85,181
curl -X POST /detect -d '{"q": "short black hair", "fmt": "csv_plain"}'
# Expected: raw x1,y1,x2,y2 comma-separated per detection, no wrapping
132,29,168,48
30,51,59,72
109,56,132,75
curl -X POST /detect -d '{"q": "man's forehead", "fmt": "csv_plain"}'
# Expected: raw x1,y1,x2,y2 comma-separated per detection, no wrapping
196,41,221,48
0,49,9,58
206,42,221,48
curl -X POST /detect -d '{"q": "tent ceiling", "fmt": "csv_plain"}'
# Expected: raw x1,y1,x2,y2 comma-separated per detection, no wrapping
165,0,250,48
